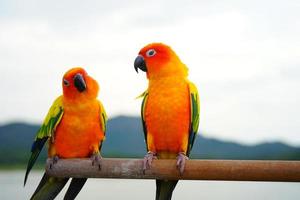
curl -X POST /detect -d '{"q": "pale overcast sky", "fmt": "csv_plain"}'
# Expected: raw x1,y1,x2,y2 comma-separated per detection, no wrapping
0,0,299,145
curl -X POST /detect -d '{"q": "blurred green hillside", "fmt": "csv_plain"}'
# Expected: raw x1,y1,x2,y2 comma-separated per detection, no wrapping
0,116,299,169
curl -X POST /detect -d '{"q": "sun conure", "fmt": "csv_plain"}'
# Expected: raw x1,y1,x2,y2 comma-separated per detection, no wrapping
24,67,107,200
134,43,200,200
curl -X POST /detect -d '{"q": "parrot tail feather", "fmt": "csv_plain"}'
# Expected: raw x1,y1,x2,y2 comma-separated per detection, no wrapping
30,173,69,200
63,178,87,200
156,180,178,200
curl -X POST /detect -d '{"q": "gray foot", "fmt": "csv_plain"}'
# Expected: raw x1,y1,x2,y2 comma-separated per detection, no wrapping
91,153,102,170
176,152,188,174
49,155,59,169
143,151,157,174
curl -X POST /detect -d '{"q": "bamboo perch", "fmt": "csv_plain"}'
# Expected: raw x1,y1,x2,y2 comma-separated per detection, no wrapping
46,158,300,182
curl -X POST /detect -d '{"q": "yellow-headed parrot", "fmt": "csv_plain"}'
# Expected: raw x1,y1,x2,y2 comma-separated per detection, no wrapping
24,67,107,200
134,43,200,200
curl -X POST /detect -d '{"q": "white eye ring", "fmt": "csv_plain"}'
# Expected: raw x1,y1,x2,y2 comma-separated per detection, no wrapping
63,79,70,86
146,49,156,57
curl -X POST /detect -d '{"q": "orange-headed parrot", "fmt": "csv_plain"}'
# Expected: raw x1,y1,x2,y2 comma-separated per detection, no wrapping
134,43,200,200
24,67,107,200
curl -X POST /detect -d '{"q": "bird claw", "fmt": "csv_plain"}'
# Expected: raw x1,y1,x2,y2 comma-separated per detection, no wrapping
176,152,188,175
91,153,102,170
49,155,59,170
143,151,157,174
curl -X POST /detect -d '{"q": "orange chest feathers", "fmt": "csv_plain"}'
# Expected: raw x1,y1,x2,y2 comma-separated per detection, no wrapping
53,100,104,158
145,77,190,153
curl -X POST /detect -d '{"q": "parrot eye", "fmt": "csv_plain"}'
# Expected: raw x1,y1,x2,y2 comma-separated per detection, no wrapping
63,79,70,86
146,49,156,57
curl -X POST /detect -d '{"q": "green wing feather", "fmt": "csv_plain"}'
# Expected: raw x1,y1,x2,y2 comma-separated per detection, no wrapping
98,100,107,150
98,100,107,135
24,96,64,186
187,82,200,156
140,90,149,151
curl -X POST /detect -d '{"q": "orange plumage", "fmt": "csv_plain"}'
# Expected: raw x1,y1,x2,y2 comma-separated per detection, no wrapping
138,43,191,157
145,77,190,155
135,43,200,200
53,99,104,158
25,67,107,199
48,67,105,158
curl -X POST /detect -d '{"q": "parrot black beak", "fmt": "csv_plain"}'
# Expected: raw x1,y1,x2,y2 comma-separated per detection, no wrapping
134,55,147,73
74,73,87,92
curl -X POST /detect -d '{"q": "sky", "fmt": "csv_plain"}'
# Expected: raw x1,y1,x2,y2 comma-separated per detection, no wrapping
0,0,299,145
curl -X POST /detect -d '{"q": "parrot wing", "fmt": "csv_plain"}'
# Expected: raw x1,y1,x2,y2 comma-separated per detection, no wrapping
140,90,149,151
99,100,108,136
98,100,107,149
24,96,64,186
187,81,200,156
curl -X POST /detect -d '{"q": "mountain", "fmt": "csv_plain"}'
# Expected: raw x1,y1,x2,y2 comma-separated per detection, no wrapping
0,116,300,167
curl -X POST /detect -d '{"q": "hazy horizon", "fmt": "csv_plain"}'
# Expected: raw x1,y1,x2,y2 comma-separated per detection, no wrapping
1,115,300,147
